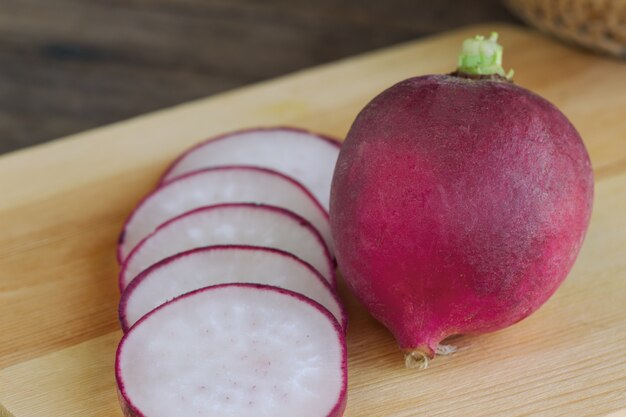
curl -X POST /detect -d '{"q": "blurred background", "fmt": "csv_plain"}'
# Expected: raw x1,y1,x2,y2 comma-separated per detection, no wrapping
0,0,520,154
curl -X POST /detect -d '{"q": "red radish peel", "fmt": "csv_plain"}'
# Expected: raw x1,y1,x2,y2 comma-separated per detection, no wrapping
330,33,593,368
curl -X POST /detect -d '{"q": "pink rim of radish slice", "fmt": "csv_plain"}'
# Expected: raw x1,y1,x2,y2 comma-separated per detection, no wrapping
119,203,335,291
118,165,332,263
119,245,347,332
115,283,348,417
159,127,341,210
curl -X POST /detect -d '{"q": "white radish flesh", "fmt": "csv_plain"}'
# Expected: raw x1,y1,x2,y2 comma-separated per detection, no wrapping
118,166,332,262
119,245,347,331
116,284,347,417
160,127,340,211
119,204,335,291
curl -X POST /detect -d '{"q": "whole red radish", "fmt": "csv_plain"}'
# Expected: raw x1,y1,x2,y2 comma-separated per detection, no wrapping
330,33,593,368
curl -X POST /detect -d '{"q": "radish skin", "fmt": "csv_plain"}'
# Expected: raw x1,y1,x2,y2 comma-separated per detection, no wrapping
119,245,347,331
119,203,335,291
116,284,347,417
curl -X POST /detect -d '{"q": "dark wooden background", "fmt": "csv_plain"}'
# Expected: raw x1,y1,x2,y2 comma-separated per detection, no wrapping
0,0,519,154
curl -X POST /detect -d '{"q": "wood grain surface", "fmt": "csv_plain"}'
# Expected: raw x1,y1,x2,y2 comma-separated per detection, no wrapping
1,24,625,417
0,0,516,154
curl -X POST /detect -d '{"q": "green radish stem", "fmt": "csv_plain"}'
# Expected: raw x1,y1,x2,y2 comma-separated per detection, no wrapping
457,32,514,79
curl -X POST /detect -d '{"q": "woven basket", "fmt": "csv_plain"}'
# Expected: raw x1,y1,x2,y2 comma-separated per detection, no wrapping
504,0,626,57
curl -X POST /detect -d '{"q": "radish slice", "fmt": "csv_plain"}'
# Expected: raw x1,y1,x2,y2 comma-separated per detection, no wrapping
119,245,347,332
118,166,332,263
160,127,341,210
119,204,335,291
116,284,347,417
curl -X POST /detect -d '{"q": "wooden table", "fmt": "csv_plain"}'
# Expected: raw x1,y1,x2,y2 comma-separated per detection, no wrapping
1,24,625,417
0,0,516,153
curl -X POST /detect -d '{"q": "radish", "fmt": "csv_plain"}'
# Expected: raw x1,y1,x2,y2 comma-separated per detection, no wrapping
119,245,347,331
330,33,594,368
160,127,341,210
118,166,331,263
119,203,335,290
116,284,347,417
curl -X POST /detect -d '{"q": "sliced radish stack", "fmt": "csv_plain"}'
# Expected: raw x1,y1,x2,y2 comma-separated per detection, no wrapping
116,284,347,417
119,204,335,291
115,127,348,417
118,166,332,263
160,127,341,210
119,245,347,331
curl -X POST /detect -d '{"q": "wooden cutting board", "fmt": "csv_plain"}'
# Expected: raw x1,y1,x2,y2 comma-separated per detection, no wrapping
1,23,625,417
